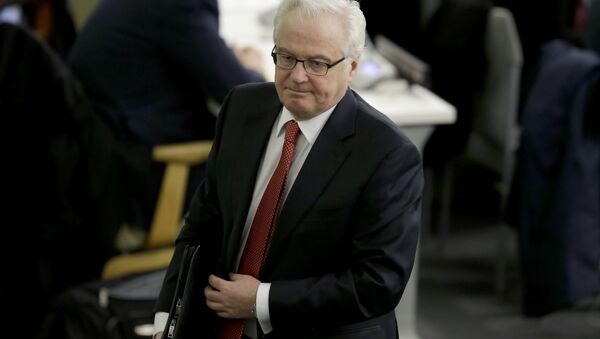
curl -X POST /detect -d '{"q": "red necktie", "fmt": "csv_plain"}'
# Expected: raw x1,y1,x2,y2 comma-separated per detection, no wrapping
219,120,300,339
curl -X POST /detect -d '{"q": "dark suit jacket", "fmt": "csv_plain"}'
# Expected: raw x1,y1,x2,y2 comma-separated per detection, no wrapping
507,40,600,316
68,0,263,145
156,83,423,339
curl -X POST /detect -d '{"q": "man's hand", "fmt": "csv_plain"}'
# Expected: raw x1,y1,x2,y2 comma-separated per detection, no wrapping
204,273,260,319
153,332,163,339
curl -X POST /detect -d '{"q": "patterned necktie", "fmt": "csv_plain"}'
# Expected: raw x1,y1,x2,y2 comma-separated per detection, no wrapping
219,120,300,339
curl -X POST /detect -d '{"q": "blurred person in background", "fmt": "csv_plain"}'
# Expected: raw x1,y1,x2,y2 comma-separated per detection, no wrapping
492,0,587,116
68,0,265,236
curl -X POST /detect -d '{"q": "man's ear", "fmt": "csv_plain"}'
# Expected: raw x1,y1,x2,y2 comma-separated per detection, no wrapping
347,59,359,81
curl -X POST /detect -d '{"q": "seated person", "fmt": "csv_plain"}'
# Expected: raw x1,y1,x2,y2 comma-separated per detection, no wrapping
68,0,265,233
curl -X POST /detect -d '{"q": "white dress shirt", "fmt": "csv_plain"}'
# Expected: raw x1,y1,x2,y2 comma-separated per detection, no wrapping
154,104,335,337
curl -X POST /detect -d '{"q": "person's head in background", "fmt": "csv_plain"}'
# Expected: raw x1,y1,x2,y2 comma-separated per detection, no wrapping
272,0,365,120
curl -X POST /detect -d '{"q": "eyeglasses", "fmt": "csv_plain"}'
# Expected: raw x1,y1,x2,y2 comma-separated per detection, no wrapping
271,46,346,76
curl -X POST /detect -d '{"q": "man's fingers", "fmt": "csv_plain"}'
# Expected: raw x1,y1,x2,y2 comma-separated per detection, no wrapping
205,299,234,319
205,298,224,311
229,273,244,281
205,289,229,314
204,285,221,301
208,274,227,290
216,311,233,319
220,312,236,318
205,273,258,320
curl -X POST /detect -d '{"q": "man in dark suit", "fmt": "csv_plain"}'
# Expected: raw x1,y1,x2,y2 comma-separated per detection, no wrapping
68,0,265,230
153,0,423,338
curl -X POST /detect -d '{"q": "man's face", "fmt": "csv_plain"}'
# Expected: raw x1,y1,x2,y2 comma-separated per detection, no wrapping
274,10,358,120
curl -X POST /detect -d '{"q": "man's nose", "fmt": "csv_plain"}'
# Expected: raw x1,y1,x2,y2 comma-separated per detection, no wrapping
289,61,309,81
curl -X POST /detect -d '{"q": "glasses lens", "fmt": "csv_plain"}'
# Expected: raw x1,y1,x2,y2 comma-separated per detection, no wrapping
305,60,328,75
276,54,296,69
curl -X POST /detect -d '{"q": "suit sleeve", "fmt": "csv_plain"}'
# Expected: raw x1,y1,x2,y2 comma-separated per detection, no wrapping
156,0,263,103
154,87,233,313
269,140,423,328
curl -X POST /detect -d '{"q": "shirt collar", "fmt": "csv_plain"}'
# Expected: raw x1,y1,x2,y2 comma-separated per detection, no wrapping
276,105,336,144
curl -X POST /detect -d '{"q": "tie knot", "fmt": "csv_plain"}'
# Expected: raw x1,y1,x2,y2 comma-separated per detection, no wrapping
284,120,300,144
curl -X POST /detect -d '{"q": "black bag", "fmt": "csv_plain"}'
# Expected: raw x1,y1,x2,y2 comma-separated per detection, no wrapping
161,245,200,339
158,243,219,338
39,269,166,339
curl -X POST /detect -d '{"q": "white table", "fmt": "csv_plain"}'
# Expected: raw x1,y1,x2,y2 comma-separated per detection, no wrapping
219,2,456,338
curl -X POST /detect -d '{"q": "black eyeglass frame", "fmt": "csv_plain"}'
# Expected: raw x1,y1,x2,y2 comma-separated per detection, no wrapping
270,46,346,76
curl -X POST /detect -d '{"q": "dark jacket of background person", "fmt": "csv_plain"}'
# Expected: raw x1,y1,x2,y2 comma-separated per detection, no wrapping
0,22,147,339
492,0,584,116
68,0,263,145
507,40,600,316
68,0,264,229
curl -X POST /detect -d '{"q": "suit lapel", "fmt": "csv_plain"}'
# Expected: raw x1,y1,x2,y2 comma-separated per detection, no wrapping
264,89,357,271
224,88,282,271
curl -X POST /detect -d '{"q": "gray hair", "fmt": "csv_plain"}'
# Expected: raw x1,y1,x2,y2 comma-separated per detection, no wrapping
273,0,366,61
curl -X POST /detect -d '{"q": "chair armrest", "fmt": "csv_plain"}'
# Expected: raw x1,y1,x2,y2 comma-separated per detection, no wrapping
145,140,213,249
152,140,213,165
